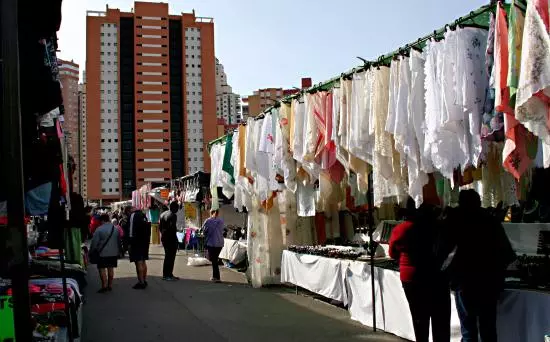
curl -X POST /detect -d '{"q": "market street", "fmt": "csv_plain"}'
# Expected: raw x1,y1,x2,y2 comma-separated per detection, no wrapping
81,246,405,342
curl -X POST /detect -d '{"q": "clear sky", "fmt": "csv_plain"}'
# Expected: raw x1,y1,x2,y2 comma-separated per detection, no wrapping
58,0,488,96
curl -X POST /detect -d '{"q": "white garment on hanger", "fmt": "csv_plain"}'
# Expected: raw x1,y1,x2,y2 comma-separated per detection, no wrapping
296,181,316,217
245,117,258,173
407,51,431,206
292,99,306,163
274,110,297,193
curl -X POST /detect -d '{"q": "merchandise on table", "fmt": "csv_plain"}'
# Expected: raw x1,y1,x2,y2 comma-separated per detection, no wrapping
287,245,364,260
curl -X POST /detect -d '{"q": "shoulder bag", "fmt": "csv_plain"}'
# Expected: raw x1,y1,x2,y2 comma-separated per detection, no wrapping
89,225,115,264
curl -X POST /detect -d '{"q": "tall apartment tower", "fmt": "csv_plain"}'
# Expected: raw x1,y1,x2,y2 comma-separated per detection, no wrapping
58,59,80,192
78,77,88,199
215,58,241,127
86,2,217,201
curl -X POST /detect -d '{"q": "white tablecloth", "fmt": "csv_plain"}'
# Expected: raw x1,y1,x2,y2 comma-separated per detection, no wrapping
219,238,247,265
281,250,346,303
281,251,550,342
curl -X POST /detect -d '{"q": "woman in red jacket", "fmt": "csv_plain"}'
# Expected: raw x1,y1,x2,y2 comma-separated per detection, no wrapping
389,198,450,342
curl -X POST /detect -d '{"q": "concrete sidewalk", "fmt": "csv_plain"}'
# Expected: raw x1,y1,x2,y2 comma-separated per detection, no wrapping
81,246,405,342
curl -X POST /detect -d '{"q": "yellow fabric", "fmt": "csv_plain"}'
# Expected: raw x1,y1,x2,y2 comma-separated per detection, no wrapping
238,125,247,177
289,100,295,153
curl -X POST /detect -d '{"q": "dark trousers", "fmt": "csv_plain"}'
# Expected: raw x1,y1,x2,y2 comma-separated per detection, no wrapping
163,240,177,278
207,246,222,280
402,281,451,342
455,289,498,342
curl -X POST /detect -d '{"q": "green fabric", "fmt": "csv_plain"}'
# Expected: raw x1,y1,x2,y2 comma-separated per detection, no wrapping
149,208,160,224
222,134,235,185
0,295,15,341
64,228,83,266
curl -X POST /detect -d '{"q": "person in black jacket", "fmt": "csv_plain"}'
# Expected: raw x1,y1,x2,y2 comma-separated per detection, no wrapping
128,209,151,289
444,190,515,342
159,201,180,281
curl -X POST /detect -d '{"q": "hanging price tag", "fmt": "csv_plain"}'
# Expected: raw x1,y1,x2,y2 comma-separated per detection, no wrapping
0,295,15,341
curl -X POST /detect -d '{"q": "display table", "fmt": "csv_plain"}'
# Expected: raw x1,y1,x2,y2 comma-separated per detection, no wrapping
281,250,550,342
219,238,247,265
281,250,346,303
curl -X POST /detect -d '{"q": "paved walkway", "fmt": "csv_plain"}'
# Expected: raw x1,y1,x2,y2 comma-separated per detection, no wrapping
81,246,405,342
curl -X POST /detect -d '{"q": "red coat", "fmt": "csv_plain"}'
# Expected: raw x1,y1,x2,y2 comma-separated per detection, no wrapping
389,221,416,282
89,216,102,235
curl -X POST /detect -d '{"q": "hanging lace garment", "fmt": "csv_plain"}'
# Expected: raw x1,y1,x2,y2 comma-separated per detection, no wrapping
385,59,409,201
372,66,401,206
292,99,306,163
482,142,519,208
299,94,320,181
482,12,505,142
457,27,489,169
405,52,431,207
245,117,258,174
279,102,292,141
296,181,316,217
311,91,345,184
209,143,224,210
257,113,278,202
336,79,352,171
347,72,371,192
247,195,283,288
303,93,318,163
515,0,550,169
273,108,297,192
278,189,297,246
230,130,240,208
331,87,340,152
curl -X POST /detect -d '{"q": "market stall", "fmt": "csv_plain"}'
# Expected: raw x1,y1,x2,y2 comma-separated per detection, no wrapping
207,0,550,340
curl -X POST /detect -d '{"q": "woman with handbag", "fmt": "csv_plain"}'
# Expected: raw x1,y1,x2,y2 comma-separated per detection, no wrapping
90,214,120,293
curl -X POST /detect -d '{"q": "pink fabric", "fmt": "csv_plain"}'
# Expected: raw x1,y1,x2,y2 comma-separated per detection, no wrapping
535,0,549,31
311,91,345,183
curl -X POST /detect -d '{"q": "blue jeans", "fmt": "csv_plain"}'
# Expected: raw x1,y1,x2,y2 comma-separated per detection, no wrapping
455,289,498,342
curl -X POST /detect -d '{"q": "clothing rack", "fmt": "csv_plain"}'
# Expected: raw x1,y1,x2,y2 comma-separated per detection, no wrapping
208,1,499,152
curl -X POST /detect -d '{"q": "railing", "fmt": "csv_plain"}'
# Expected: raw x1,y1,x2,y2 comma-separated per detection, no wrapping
86,10,106,17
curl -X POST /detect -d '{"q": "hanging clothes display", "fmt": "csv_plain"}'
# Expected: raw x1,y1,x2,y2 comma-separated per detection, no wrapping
206,1,550,291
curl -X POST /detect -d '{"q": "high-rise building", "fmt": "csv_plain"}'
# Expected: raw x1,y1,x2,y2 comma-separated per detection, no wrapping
58,59,80,192
78,76,88,199
86,2,217,201
243,77,312,118
215,58,241,127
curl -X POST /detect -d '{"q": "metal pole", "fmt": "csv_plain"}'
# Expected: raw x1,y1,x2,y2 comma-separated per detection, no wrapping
0,0,33,340
366,172,376,332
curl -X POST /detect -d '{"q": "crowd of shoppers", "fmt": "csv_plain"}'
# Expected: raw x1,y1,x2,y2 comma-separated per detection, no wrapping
87,201,228,292
389,189,516,342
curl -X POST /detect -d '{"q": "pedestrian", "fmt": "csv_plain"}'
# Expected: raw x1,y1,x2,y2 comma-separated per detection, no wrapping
389,197,451,342
159,201,180,281
128,208,151,289
119,206,132,257
443,189,515,342
90,213,120,293
202,209,225,283
111,218,125,258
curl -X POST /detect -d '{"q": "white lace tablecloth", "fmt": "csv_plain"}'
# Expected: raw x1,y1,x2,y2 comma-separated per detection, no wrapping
281,251,550,342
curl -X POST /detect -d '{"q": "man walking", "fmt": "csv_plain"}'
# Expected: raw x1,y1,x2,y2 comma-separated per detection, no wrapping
445,190,515,342
129,208,151,289
202,209,225,283
159,201,180,281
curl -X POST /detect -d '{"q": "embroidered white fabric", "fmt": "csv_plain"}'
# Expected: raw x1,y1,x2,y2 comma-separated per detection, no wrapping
515,1,550,168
